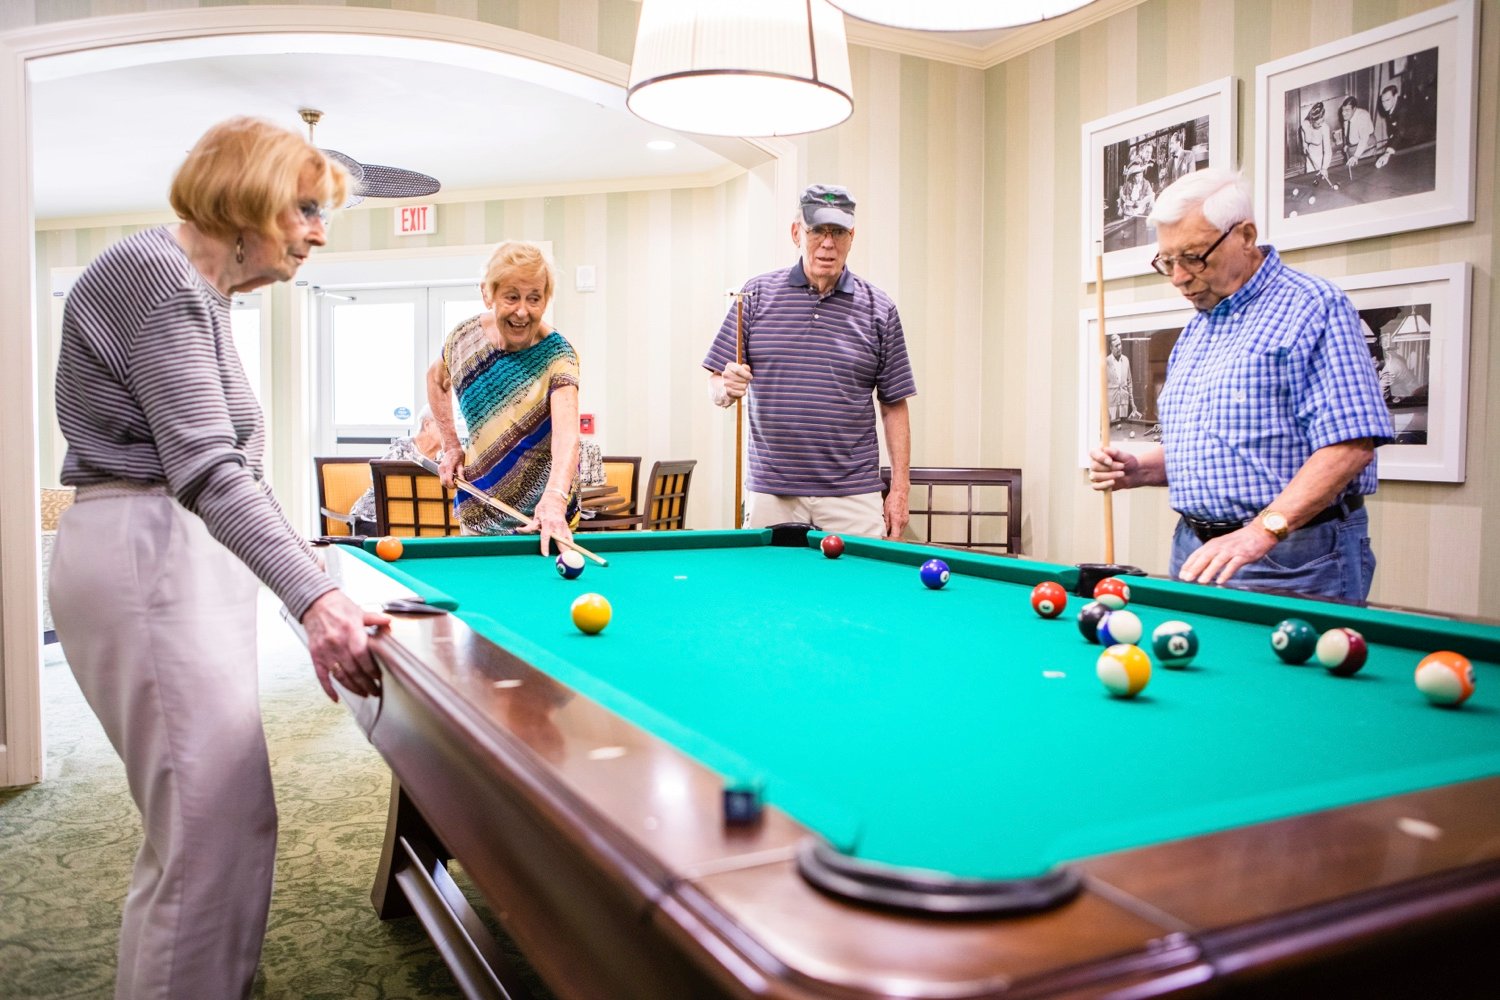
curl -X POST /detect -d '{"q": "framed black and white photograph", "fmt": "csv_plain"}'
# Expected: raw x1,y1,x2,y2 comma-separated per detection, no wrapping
1076,297,1196,466
1253,0,1478,252
1337,263,1471,483
1080,77,1236,282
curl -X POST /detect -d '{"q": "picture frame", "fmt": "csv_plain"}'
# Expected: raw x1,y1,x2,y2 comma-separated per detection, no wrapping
1252,0,1478,252
1336,263,1471,483
1075,296,1196,467
1077,264,1472,484
1080,77,1236,283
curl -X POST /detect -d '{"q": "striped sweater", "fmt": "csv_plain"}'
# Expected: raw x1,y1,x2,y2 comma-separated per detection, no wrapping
56,227,333,619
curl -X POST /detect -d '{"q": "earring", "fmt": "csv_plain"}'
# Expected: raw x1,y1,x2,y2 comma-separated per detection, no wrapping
235,235,244,264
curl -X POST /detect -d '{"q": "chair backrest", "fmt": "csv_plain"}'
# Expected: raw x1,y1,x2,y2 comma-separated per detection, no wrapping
643,459,696,531
314,457,373,536
882,467,1023,555
370,459,461,537
40,487,76,532
600,456,641,513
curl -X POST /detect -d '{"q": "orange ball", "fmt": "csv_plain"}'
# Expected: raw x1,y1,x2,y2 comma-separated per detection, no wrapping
1414,651,1475,706
374,536,404,561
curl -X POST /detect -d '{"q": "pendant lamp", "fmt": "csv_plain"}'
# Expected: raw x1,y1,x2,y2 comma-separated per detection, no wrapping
827,1,1097,31
627,0,854,137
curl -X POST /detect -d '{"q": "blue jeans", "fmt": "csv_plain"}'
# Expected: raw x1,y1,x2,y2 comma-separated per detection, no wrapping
1169,507,1376,604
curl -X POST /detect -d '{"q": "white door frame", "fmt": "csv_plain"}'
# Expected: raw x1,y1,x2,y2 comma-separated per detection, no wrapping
0,4,796,787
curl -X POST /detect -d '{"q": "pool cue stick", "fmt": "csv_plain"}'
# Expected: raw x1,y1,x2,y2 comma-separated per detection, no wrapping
731,289,747,529
1096,248,1116,565
414,455,608,567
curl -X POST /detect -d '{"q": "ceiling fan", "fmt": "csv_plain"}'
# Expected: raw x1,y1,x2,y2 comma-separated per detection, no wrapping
298,108,441,207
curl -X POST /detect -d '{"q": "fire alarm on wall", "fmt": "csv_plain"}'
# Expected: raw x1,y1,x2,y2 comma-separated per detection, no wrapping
580,414,595,434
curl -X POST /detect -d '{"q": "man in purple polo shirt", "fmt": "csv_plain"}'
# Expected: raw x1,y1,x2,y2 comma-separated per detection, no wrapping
705,184,917,539
1088,169,1392,603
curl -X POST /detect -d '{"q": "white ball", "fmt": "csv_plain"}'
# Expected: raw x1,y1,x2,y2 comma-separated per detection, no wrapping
1289,210,1299,217
1291,187,1300,196
1308,196,1316,205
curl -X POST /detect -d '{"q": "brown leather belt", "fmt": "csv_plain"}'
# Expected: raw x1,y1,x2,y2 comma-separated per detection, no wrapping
1180,495,1364,543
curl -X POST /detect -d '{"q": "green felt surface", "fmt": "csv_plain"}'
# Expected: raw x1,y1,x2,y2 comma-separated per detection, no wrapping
351,532,1500,882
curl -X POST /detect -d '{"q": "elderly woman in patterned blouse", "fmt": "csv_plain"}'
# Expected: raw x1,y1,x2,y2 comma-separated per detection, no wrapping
426,241,581,555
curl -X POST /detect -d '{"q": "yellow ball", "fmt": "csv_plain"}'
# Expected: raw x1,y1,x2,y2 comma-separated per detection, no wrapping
570,592,612,635
1097,643,1151,698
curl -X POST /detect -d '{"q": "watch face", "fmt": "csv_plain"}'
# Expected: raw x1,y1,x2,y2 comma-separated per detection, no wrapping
1264,513,1289,537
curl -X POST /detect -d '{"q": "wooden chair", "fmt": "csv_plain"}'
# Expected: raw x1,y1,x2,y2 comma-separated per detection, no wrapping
882,466,1023,555
578,455,642,531
40,487,76,643
370,459,461,537
641,459,696,530
578,459,696,531
315,457,372,536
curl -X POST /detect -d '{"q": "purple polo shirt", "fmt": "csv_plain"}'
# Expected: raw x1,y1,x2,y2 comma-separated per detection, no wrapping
703,260,916,496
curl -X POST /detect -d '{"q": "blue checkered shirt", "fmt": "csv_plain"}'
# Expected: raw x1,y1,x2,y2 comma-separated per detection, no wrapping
1159,247,1393,523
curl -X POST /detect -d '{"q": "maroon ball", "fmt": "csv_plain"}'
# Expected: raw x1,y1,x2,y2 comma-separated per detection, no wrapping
820,534,845,559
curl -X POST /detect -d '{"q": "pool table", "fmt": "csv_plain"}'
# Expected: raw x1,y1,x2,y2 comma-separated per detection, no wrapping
319,528,1500,999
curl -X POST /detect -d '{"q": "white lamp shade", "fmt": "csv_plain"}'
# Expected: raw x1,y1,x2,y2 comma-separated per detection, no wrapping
828,1,1096,31
627,0,854,137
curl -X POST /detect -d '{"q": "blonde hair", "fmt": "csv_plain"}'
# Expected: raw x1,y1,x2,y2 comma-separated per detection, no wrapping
169,116,348,240
481,241,554,303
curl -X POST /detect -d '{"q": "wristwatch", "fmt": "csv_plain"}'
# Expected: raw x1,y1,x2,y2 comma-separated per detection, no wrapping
1259,510,1290,542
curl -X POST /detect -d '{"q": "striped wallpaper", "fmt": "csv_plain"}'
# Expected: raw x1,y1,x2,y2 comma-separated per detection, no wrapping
17,0,1498,614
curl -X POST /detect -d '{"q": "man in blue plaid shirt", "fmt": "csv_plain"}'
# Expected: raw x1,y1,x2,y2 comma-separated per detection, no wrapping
1089,169,1392,603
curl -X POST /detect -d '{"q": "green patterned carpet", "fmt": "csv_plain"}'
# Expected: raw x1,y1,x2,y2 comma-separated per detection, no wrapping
0,592,552,1000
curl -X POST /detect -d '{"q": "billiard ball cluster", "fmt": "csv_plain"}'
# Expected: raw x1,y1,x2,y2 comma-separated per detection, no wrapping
1268,617,1477,706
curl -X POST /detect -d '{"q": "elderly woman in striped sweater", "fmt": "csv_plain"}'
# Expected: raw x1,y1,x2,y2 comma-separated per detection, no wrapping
49,116,389,1000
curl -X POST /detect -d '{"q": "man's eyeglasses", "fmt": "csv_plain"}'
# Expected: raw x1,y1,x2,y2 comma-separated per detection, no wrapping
298,202,332,228
805,224,852,244
1150,222,1238,276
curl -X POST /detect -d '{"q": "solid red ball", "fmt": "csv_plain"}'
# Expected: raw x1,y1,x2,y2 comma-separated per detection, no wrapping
1031,581,1068,619
820,534,845,559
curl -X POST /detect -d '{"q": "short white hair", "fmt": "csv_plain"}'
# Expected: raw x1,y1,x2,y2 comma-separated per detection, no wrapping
416,405,434,425
1149,167,1253,231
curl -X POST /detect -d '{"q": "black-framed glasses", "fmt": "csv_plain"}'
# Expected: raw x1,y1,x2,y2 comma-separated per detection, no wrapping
805,224,852,244
1150,222,1238,276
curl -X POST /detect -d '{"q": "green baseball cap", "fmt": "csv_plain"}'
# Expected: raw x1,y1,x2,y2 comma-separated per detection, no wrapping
800,184,856,228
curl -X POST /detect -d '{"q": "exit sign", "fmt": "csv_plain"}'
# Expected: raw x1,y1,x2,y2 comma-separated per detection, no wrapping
395,204,437,236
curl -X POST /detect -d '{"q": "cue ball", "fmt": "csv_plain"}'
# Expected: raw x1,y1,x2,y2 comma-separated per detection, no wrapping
820,534,845,559
1316,627,1368,677
1093,576,1131,610
1151,620,1198,669
1077,601,1109,644
570,593,612,634
1270,618,1318,664
1292,187,1300,196
1097,643,1151,698
1030,581,1068,619
1414,651,1475,706
919,558,950,589
555,550,586,579
1097,609,1143,647
374,536,404,561
1308,195,1316,205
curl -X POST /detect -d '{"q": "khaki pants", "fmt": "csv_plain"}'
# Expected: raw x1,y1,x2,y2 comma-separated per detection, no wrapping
745,491,885,538
50,486,272,1000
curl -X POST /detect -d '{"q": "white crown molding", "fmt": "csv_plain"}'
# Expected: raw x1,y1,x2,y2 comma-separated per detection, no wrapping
842,0,1149,69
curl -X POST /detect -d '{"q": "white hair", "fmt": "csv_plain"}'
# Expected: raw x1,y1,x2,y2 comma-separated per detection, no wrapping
416,405,434,426
1149,167,1253,231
